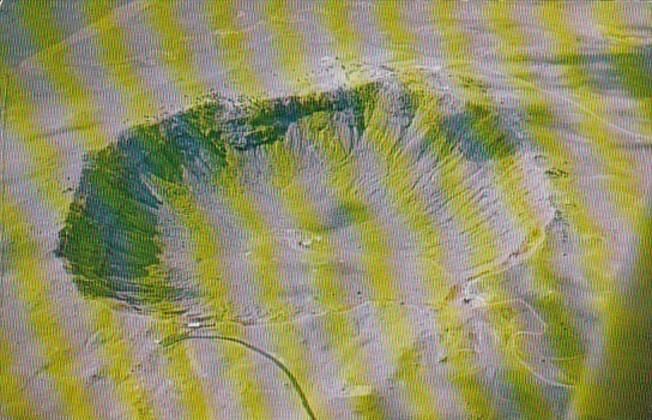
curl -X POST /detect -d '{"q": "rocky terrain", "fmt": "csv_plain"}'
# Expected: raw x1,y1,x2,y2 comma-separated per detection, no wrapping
1,2,651,419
